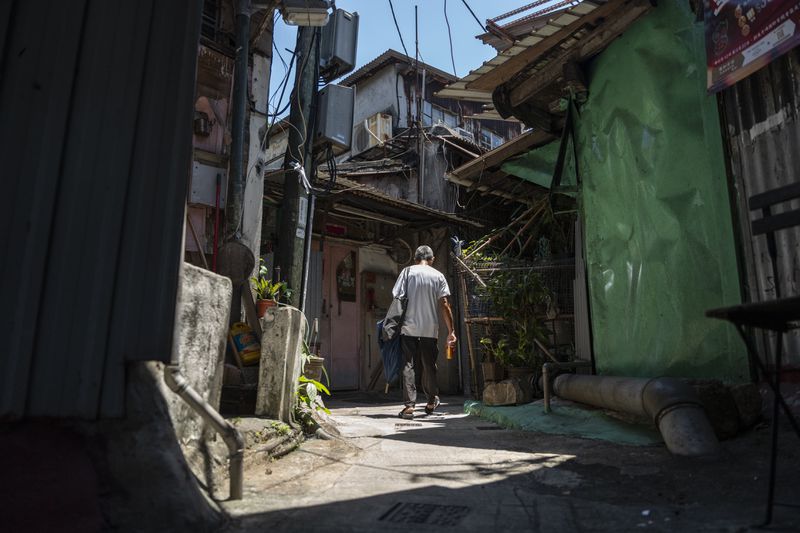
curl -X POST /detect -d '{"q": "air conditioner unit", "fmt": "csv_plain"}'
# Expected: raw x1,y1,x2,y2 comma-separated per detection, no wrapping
352,112,392,154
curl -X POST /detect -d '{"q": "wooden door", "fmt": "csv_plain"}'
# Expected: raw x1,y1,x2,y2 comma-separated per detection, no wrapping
361,271,396,390
322,244,360,390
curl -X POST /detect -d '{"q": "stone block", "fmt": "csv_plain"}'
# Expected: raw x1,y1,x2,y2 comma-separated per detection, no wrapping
729,383,761,429
689,379,740,440
255,307,307,422
483,379,532,406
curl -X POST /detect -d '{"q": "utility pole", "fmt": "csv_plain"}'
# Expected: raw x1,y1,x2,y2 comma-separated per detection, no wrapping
276,25,319,306
226,0,252,241
218,0,252,326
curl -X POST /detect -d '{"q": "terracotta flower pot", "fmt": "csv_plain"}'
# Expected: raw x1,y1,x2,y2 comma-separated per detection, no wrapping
256,299,276,318
303,355,326,383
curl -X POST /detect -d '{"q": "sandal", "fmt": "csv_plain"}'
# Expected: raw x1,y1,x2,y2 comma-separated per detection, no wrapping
398,406,414,420
424,397,441,415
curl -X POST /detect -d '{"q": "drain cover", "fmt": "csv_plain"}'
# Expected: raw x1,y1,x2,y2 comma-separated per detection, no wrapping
379,502,470,526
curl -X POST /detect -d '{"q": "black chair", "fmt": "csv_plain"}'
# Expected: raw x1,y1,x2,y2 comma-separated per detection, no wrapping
706,182,800,526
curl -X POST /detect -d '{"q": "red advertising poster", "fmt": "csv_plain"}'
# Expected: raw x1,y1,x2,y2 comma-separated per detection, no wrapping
706,0,800,92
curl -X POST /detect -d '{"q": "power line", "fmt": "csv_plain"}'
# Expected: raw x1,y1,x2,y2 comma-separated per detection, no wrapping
387,0,410,58
460,0,486,33
443,0,457,78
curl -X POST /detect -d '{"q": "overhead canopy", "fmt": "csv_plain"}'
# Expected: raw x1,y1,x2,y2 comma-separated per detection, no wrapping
264,172,483,228
446,130,556,202
435,1,605,107
500,140,560,190
436,0,653,131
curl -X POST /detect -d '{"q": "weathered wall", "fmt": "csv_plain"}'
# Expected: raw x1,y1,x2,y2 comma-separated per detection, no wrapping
421,138,457,212
353,63,410,128
1,361,226,532
242,46,273,268
244,112,268,256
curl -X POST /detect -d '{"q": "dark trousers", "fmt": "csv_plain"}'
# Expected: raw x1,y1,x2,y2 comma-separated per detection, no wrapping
400,335,439,407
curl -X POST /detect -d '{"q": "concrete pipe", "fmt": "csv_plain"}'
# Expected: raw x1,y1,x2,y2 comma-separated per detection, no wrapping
551,374,720,457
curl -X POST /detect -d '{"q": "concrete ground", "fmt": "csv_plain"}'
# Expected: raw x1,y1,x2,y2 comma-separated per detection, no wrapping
222,393,800,532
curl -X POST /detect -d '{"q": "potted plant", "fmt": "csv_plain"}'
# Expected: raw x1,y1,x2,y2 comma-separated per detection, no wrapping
479,337,507,382
480,269,552,379
251,260,293,317
301,341,328,385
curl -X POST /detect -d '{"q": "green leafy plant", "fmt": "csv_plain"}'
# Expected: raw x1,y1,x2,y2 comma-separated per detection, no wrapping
251,259,293,302
270,421,291,436
301,341,329,386
479,269,552,368
297,375,330,414
479,337,508,362
296,343,330,413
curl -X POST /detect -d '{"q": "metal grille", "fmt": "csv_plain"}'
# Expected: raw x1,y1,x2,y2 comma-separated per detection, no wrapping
455,254,576,397
379,502,471,526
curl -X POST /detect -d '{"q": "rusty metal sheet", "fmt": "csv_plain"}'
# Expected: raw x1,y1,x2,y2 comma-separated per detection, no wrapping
721,48,800,368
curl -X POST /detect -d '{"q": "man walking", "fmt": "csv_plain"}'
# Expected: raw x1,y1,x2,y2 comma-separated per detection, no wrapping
393,245,456,419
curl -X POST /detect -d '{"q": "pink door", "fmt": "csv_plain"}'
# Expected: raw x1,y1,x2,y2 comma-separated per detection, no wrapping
321,244,360,390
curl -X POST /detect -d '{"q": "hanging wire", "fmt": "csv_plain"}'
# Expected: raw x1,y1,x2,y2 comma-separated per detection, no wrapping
443,0,457,78
387,0,411,58
460,0,487,33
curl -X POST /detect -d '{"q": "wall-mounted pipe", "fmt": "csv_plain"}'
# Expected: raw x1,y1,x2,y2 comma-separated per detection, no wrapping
551,374,720,457
164,365,244,500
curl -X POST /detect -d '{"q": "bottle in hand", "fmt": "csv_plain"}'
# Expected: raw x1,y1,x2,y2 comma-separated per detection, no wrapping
446,343,455,360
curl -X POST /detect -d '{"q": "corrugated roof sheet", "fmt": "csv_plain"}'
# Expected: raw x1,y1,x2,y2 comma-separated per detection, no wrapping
339,49,457,88
264,172,483,228
436,0,612,106
447,130,557,203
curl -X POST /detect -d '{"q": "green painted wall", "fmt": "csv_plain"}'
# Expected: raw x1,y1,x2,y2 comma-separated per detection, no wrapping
575,0,747,380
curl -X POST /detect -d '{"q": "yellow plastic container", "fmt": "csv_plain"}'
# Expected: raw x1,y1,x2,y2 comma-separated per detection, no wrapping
230,322,260,366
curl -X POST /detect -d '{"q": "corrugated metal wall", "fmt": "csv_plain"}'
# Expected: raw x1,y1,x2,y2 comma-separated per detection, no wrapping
721,48,800,368
0,0,203,419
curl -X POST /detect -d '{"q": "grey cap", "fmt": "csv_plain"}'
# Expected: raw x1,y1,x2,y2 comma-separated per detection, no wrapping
414,245,434,261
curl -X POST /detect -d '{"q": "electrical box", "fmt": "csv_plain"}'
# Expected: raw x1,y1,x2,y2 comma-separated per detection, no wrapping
190,162,227,208
316,83,354,153
320,8,359,82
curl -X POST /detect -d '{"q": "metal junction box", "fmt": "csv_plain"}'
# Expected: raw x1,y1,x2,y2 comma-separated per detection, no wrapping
316,83,354,152
320,8,359,82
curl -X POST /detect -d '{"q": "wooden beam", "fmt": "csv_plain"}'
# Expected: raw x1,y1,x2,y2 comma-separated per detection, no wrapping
510,51,578,108
577,4,651,58
466,0,647,92
508,2,651,108
449,130,557,182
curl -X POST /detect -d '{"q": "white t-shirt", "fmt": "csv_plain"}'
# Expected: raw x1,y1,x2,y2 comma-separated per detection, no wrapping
392,264,450,339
